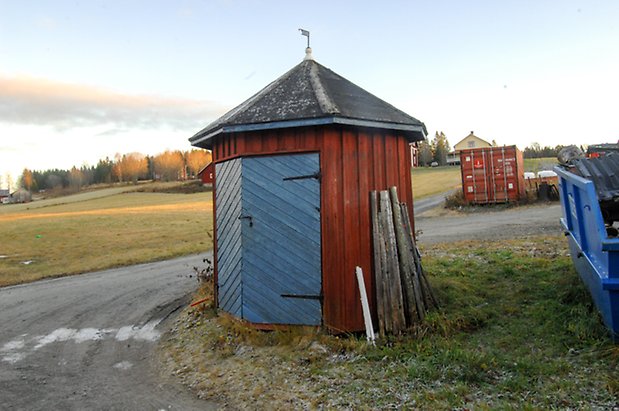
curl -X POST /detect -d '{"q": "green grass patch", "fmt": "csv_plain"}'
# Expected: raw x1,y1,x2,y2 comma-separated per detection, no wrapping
412,166,462,200
163,234,618,409
523,157,558,172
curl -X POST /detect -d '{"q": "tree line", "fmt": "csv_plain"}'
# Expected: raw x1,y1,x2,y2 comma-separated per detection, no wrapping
19,149,211,192
417,132,452,166
522,142,580,159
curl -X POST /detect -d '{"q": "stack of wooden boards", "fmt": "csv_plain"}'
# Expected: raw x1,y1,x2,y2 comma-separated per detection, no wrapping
370,186,438,336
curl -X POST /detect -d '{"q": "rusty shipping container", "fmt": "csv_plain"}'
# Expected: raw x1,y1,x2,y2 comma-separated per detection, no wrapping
460,145,525,204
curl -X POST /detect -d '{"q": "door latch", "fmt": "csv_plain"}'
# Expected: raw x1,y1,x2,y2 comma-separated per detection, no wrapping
238,215,253,227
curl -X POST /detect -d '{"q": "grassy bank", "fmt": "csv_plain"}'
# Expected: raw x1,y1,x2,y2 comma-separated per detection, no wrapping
0,186,213,287
412,166,461,199
161,234,618,409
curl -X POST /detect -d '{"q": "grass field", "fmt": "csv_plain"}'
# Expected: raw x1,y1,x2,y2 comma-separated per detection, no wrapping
412,166,462,199
523,157,558,172
163,234,618,409
0,184,213,287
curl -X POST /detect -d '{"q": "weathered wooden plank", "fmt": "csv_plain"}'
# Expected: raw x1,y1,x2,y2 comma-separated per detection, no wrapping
356,266,376,344
370,191,386,336
377,199,393,335
389,186,422,325
401,203,439,310
379,190,406,334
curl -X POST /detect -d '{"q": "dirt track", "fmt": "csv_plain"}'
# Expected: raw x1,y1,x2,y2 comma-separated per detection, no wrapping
415,203,563,245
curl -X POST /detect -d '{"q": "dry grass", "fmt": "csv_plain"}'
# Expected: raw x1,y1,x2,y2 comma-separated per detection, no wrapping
0,189,213,287
412,166,462,200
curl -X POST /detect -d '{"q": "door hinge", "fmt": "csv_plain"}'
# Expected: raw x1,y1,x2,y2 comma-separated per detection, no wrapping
281,293,323,300
283,171,321,182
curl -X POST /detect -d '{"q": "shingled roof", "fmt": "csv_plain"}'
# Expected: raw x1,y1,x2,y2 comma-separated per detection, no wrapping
190,50,427,148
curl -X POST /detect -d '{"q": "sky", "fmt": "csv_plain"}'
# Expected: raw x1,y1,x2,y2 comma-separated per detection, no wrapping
1,0,618,189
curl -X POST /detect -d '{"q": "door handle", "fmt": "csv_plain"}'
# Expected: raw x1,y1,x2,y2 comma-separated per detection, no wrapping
238,215,253,227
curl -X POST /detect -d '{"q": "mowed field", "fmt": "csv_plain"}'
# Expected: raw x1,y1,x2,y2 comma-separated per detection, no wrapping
412,166,461,199
411,157,558,200
0,185,213,287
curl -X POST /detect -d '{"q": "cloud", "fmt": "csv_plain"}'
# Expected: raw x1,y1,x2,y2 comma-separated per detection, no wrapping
0,74,227,131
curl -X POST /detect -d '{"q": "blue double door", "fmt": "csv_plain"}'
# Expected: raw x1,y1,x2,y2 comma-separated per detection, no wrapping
215,153,322,325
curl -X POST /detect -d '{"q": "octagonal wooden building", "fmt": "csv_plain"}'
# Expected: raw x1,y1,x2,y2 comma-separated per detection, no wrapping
190,48,427,332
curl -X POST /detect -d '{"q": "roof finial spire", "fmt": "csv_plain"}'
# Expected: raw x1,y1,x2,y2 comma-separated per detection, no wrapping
299,28,313,60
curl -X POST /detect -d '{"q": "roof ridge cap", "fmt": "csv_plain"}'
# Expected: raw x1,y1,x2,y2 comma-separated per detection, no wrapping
309,61,339,115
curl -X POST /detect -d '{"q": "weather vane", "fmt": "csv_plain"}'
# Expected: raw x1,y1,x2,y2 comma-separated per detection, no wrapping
299,28,310,48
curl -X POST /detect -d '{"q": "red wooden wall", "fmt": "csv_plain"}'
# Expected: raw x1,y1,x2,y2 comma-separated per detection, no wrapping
210,124,415,332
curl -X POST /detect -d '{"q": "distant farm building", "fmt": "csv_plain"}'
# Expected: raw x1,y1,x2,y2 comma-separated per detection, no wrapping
190,48,426,332
197,162,214,186
2,188,31,204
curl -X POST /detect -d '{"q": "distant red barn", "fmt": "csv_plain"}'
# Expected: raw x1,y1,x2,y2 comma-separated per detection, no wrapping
197,163,214,186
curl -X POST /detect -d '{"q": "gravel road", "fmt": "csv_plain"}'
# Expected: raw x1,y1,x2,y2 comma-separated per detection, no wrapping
416,203,563,244
0,254,217,411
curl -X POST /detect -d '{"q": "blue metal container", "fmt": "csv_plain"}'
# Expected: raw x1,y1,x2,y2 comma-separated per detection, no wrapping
556,166,619,341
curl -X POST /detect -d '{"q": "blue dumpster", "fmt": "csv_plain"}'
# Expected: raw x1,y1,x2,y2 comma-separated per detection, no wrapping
556,165,619,342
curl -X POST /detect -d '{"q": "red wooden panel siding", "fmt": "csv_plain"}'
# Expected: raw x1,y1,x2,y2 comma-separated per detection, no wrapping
342,128,361,328
356,132,375,325
210,125,416,332
319,129,344,331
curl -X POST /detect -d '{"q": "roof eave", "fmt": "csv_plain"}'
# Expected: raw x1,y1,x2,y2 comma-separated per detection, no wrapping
189,117,426,148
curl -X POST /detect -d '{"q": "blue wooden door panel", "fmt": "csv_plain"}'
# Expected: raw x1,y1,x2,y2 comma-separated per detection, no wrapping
215,158,243,317
241,189,320,259
244,156,320,213
241,153,322,325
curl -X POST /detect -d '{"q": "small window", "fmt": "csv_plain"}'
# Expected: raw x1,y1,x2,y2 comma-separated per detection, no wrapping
467,141,475,148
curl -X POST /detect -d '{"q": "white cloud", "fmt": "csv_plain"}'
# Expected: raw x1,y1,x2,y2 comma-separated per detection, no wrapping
0,74,227,131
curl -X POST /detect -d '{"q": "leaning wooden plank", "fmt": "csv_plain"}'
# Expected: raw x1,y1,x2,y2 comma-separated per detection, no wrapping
356,266,376,344
379,190,406,333
370,191,387,336
400,202,430,310
401,203,439,310
389,186,421,325
376,201,393,335
377,215,393,335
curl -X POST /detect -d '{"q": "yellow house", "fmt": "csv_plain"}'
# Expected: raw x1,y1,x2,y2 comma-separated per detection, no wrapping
453,131,492,152
446,131,493,165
